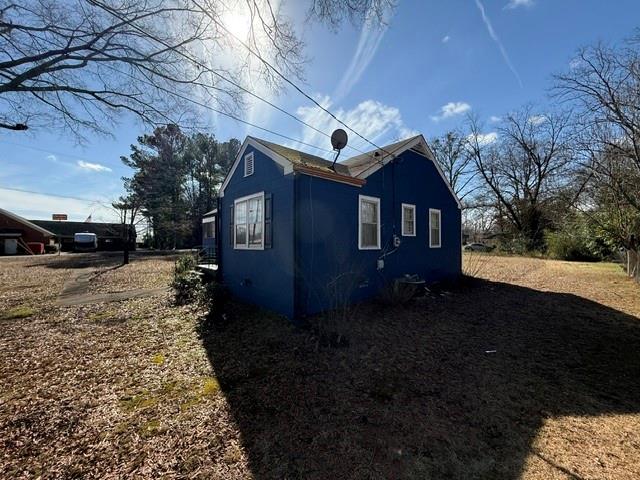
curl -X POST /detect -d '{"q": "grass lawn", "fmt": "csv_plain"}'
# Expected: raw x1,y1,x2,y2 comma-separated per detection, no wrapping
1,253,639,479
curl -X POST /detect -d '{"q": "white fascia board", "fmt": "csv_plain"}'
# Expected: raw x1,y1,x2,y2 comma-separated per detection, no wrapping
219,137,293,197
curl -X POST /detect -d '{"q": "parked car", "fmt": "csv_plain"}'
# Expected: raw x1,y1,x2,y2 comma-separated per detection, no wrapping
464,243,494,252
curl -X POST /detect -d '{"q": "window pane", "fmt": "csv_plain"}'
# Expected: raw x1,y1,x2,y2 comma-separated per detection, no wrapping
235,201,247,223
248,197,262,223
431,211,440,229
362,224,378,247
204,222,215,238
235,225,247,246
431,228,439,242
404,220,414,235
403,206,414,235
249,222,263,246
361,200,377,224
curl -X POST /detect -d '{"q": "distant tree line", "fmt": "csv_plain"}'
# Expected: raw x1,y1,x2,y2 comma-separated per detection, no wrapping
120,125,239,249
430,31,640,274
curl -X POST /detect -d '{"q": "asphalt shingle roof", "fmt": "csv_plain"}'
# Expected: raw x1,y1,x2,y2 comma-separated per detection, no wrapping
341,136,422,177
252,138,352,176
252,135,423,179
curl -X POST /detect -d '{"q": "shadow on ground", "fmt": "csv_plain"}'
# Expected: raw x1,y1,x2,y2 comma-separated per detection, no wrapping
198,278,640,479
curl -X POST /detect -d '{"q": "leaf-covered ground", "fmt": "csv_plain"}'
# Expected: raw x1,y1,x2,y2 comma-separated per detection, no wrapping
1,253,639,479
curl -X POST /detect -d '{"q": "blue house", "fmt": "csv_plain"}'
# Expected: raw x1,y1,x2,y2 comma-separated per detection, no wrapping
212,135,462,319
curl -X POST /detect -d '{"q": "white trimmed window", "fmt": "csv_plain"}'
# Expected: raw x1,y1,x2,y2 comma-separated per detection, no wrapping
243,152,254,177
401,203,416,237
234,192,264,249
359,195,381,250
429,208,441,248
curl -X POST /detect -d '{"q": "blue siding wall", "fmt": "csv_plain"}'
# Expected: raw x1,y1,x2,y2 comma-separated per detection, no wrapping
295,149,461,316
220,145,296,318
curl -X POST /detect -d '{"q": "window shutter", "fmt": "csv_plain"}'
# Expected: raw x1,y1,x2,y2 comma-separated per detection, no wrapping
264,193,272,248
229,204,234,246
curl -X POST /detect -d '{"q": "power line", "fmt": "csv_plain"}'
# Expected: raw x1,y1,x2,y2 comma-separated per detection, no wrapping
1,140,97,163
194,0,394,159
0,185,114,205
89,0,364,155
104,64,336,153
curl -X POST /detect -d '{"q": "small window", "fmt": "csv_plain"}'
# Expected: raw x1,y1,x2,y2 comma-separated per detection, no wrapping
234,192,264,249
359,195,381,250
401,203,416,237
429,208,441,248
244,152,254,177
203,220,215,239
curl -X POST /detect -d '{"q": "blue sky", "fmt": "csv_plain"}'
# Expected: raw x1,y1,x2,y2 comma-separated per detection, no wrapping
2,0,639,221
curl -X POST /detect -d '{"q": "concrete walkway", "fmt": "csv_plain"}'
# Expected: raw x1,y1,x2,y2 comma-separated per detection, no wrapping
56,268,169,306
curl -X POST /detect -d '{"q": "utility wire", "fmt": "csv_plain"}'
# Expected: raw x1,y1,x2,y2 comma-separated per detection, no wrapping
0,185,114,205
103,64,336,153
88,0,364,155
2,140,99,163
193,0,395,160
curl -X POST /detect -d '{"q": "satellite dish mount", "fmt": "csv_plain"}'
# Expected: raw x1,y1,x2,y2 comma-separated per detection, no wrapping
330,128,348,171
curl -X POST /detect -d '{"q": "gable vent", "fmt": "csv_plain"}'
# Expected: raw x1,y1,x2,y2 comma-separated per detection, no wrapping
244,152,254,177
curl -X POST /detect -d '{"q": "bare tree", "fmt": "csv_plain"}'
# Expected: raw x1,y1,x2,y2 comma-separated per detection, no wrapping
466,107,575,250
554,37,640,275
0,0,390,139
554,38,640,215
113,189,143,265
429,130,474,203
308,0,396,28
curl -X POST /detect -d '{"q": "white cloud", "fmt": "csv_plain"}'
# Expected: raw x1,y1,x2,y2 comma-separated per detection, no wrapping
468,132,499,146
333,5,395,101
528,115,546,126
293,96,417,156
399,126,420,139
46,154,58,163
431,102,472,122
442,35,451,43
505,0,534,9
489,115,501,123
77,160,112,172
474,0,523,88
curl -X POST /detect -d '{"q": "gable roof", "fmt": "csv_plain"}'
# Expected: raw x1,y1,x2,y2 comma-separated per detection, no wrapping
342,136,423,177
252,138,351,176
219,134,461,208
0,207,55,237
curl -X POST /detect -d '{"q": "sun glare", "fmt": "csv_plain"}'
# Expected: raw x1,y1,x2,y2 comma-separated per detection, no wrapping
222,7,253,39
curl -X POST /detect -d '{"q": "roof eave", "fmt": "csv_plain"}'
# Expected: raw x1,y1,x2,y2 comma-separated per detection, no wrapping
293,164,366,187
0,208,55,237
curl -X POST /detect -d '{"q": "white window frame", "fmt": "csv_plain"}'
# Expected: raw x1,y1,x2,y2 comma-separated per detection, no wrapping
401,203,416,237
202,217,216,239
429,208,442,248
243,152,254,177
234,192,264,250
358,195,381,250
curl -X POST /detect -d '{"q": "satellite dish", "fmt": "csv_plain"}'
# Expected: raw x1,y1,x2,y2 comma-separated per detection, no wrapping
331,128,348,151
